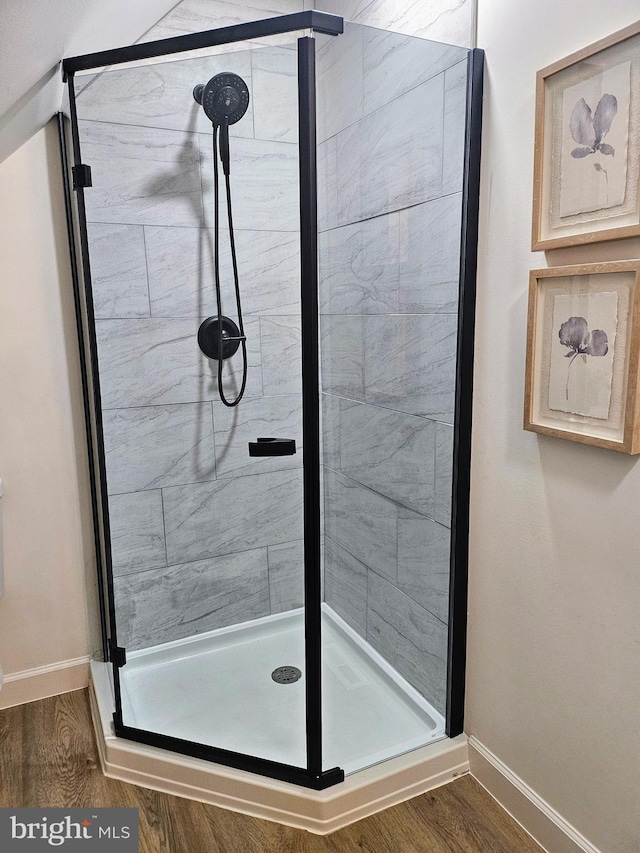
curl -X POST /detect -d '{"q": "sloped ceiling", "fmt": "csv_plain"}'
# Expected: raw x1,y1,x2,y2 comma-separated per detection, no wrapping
0,0,308,164
0,0,181,164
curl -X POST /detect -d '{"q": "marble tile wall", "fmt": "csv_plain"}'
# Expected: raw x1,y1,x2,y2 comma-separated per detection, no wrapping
76,38,305,650
304,0,475,50
140,0,305,44
318,26,469,715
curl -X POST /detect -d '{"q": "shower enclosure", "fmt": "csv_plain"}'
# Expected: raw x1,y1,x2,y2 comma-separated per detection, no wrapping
60,11,482,791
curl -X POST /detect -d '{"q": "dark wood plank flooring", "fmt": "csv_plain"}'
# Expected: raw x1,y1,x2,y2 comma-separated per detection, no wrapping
0,690,542,852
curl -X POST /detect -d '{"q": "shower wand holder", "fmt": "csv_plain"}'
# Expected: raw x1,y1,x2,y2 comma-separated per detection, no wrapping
248,438,297,457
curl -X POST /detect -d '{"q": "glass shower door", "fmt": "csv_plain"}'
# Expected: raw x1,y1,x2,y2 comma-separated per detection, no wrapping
68,31,331,783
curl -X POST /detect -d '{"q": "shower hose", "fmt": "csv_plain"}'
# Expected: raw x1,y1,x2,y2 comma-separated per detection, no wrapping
212,122,247,407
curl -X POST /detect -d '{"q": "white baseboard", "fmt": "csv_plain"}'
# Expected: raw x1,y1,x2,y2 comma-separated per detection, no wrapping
0,657,90,709
468,737,602,853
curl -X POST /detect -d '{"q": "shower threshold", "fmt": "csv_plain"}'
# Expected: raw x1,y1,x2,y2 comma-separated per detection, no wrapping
89,606,466,833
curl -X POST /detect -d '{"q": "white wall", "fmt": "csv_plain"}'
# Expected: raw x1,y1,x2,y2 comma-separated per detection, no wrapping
470,2,640,851
0,0,181,164
0,122,99,688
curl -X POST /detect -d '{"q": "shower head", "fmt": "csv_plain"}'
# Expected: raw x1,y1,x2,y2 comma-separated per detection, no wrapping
193,72,250,126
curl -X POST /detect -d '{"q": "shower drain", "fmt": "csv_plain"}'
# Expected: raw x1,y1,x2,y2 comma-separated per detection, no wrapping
271,666,302,684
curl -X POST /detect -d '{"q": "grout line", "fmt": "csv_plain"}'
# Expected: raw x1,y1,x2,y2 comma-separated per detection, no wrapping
197,123,206,228
319,310,459,317
159,488,169,569
209,400,218,481
440,68,446,189
360,302,367,405
318,389,455,426
102,393,302,414
323,530,448,632
107,462,303,498
249,42,256,142
394,482,400,586
113,537,304,581
323,463,450,530
76,114,253,140
319,392,447,424
100,390,303,412
433,421,439,526
317,189,463,235
365,556,369,640
85,194,460,238
87,220,299,234
266,543,273,614
318,57,466,148
95,311,311,321
141,225,153,316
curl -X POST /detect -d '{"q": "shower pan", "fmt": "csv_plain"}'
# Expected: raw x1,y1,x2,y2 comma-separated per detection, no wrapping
59,10,483,798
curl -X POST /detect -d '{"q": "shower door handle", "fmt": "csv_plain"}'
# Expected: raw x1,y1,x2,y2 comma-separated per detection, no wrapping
248,438,297,457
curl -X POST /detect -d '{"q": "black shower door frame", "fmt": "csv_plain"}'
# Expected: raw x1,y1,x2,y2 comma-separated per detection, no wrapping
59,11,482,791
62,10,344,791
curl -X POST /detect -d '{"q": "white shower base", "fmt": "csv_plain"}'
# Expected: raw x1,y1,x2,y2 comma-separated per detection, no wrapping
116,604,445,776
89,605,467,833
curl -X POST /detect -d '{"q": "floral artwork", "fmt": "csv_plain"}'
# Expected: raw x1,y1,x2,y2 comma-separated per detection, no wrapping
569,94,618,159
548,292,618,419
558,316,609,400
525,263,640,454
533,25,640,249
558,61,630,218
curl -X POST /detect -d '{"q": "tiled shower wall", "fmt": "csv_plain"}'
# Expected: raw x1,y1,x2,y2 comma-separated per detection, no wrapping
317,25,469,715
305,0,475,49
75,25,308,651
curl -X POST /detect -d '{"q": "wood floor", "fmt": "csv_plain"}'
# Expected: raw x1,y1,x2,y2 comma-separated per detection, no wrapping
0,690,542,852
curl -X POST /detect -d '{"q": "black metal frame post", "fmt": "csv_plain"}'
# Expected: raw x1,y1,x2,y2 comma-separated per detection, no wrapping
298,36,344,789
60,13,345,791
65,79,125,717
57,112,109,659
446,48,484,736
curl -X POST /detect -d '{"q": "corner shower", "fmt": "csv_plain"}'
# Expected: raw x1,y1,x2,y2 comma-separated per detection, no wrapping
59,11,482,792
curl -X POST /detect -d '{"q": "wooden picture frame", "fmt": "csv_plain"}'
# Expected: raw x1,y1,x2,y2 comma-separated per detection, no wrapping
524,262,640,453
532,21,640,250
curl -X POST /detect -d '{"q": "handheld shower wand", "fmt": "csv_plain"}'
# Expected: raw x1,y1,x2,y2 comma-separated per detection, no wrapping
193,73,250,407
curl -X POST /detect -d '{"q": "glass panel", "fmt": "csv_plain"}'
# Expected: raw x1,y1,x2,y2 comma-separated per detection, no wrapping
317,22,469,774
74,35,310,769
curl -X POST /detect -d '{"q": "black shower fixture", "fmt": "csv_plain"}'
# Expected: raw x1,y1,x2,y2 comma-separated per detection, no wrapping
194,72,250,406
193,72,250,176
193,73,250,127
197,316,242,361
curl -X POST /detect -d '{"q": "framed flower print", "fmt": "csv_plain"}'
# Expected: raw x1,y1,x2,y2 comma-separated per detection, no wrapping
532,21,640,250
524,262,640,453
